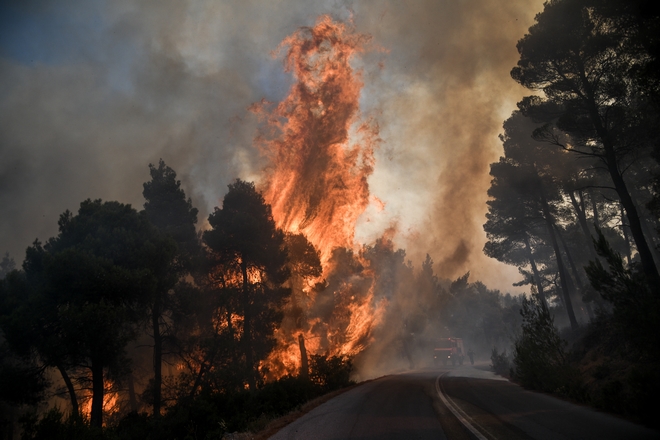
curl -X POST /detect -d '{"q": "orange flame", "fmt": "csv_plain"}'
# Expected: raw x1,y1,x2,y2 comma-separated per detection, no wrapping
81,380,120,426
255,15,379,264
253,15,387,379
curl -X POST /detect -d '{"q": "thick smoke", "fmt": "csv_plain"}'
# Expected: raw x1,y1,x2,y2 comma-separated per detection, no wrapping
0,0,542,294
349,0,545,287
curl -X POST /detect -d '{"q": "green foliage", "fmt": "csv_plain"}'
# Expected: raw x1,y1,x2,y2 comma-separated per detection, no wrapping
204,180,289,287
585,229,660,358
142,160,201,416
110,412,154,440
486,110,587,327
513,294,578,394
490,348,511,377
285,233,322,280
485,2,660,425
436,274,523,357
580,229,660,426
512,0,660,287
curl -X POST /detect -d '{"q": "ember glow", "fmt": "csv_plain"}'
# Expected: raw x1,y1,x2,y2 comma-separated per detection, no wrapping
254,16,386,378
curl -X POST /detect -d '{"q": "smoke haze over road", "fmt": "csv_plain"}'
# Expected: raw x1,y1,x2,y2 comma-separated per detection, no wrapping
0,0,544,292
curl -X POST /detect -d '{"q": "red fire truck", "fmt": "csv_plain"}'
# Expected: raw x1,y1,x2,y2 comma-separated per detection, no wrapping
433,337,465,366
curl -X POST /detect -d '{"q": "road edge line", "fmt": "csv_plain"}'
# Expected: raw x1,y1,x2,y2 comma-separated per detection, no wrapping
435,373,488,440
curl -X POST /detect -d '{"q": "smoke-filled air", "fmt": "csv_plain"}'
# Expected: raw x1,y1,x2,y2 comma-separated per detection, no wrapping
0,0,542,290
3,0,660,437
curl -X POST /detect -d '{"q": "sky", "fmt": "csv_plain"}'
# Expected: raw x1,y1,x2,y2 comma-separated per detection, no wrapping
0,0,546,293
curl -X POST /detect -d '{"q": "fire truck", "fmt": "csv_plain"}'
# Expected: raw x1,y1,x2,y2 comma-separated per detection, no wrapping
433,337,465,366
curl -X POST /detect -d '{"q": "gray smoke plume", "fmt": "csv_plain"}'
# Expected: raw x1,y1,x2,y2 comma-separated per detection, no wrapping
0,0,543,292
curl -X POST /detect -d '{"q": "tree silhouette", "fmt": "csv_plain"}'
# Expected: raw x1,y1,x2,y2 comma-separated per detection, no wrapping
0,253,15,279
512,0,660,288
0,271,50,408
6,200,174,427
485,112,580,328
142,159,199,416
204,180,290,390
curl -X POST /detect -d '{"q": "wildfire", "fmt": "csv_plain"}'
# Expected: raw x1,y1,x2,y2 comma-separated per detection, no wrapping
340,287,387,357
81,380,120,426
254,15,379,264
212,311,244,339
253,15,387,378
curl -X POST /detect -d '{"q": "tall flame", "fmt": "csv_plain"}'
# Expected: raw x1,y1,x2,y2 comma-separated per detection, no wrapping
253,15,386,379
254,15,379,264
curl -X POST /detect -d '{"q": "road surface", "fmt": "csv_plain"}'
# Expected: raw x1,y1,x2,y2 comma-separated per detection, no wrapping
269,364,658,439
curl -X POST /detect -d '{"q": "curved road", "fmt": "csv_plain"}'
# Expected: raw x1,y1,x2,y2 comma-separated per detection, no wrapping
269,365,658,440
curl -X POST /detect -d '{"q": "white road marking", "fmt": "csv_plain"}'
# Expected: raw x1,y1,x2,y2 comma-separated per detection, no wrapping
435,372,489,440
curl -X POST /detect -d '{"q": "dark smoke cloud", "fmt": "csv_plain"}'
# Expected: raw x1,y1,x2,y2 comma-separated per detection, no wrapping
0,0,543,292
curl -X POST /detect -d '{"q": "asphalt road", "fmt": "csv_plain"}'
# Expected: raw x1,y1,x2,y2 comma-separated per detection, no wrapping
269,364,659,440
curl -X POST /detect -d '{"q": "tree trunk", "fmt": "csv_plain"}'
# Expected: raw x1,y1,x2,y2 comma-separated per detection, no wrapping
152,294,162,417
241,260,256,390
539,183,579,329
523,235,548,308
587,101,660,290
189,341,217,398
57,364,79,418
639,214,660,268
127,372,138,412
569,190,599,262
620,204,633,265
555,224,594,321
298,334,309,379
591,190,600,229
608,164,656,282
567,191,599,315
90,360,104,428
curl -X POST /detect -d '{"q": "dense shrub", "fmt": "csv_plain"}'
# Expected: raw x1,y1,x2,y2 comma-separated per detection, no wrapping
309,355,354,391
19,354,355,440
110,412,154,440
20,409,102,440
576,313,660,428
625,364,660,426
490,348,511,377
513,295,581,397
585,230,660,360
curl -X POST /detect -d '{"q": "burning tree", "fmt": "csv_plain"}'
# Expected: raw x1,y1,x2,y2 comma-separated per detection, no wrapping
255,15,379,260
271,232,322,379
249,15,390,377
204,180,290,390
